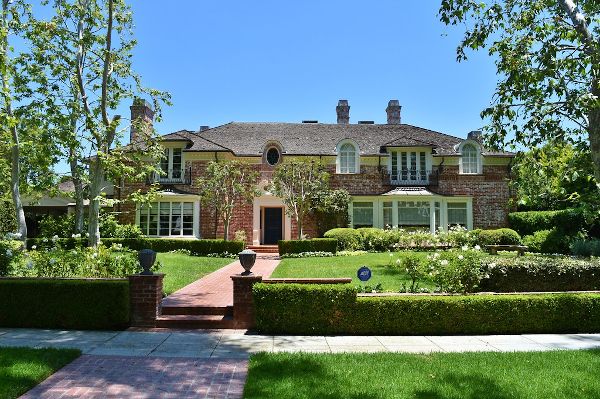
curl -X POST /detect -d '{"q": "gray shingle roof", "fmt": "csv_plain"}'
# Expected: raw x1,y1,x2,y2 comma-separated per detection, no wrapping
159,123,513,157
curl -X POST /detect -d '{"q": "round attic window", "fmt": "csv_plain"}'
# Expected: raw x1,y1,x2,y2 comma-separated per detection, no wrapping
266,147,280,166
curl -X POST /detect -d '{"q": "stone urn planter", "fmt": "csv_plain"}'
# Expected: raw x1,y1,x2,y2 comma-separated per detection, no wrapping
238,249,257,276
138,249,157,275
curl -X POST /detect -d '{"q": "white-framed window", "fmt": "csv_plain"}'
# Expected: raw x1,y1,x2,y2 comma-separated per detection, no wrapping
397,201,430,228
336,140,360,174
389,150,430,184
160,147,183,180
352,202,373,228
459,142,481,174
138,201,195,237
447,202,468,227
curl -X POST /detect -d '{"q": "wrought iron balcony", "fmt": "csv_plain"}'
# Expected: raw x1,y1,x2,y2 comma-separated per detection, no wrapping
383,169,438,186
147,167,192,185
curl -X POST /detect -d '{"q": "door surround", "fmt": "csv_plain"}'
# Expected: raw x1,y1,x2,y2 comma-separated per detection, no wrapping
252,196,291,245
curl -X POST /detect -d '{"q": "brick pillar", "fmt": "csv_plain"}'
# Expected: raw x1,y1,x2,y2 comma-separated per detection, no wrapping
231,274,263,329
128,273,165,328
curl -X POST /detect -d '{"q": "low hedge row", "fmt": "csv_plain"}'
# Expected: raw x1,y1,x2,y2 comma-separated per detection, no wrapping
508,209,585,237
26,237,245,255
480,257,600,292
253,283,600,335
0,278,130,330
278,238,337,255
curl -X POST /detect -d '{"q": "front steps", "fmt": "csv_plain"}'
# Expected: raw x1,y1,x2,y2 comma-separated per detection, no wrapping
247,245,279,254
157,304,235,329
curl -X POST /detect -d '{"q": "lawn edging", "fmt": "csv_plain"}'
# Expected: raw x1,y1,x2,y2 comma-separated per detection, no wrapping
253,283,600,335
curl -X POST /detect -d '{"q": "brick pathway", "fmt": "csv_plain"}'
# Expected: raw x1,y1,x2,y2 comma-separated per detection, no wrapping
20,355,248,399
162,253,280,308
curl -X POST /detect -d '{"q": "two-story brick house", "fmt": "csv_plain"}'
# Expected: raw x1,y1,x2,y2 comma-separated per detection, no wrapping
116,99,514,246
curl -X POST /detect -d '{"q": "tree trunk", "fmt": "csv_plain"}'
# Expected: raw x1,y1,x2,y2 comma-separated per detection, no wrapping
297,216,303,240
589,79,600,193
87,157,103,247
71,157,85,235
223,219,229,241
2,0,26,245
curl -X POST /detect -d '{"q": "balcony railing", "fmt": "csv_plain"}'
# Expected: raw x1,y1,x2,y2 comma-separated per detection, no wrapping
147,167,192,185
383,169,438,186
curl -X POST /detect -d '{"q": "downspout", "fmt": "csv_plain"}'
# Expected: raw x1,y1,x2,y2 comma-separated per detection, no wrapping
214,151,218,238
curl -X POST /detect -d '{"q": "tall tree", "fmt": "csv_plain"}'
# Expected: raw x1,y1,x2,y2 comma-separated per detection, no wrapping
270,158,330,240
439,0,600,191
30,0,170,246
197,160,260,241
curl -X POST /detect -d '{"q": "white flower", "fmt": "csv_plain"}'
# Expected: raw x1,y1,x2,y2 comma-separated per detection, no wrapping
49,259,56,265
72,250,78,255
441,260,449,266
42,239,48,243
458,254,464,260
92,253,98,258
389,253,393,257
434,253,440,259
462,246,468,251
31,245,37,250
396,259,401,264
5,249,12,257
72,233,81,239
52,235,59,242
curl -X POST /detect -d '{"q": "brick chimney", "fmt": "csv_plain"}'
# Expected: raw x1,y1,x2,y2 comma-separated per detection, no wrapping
130,98,154,143
386,100,401,124
336,100,350,124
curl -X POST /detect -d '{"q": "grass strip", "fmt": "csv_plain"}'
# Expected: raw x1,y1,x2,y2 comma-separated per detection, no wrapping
0,346,81,399
244,350,600,398
156,253,233,295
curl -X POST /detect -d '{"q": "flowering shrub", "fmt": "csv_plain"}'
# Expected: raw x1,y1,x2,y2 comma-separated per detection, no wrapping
399,251,426,293
0,233,25,276
11,240,145,278
426,246,485,293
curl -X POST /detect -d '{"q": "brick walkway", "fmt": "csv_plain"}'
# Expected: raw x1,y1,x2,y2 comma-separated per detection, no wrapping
162,253,280,308
20,355,248,399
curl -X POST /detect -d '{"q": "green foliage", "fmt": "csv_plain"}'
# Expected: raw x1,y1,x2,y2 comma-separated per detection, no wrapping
0,278,130,329
480,256,600,292
312,188,350,237
0,199,16,236
511,143,598,211
0,237,25,276
253,283,600,334
509,209,586,237
270,158,331,239
400,251,426,293
570,238,600,257
197,160,260,240
278,238,337,255
426,247,485,293
357,227,388,251
522,228,575,254
39,213,144,239
323,228,362,251
478,228,522,246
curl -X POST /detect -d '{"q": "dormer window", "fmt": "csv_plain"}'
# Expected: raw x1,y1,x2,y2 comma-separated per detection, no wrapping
336,140,360,174
266,147,280,166
459,141,481,174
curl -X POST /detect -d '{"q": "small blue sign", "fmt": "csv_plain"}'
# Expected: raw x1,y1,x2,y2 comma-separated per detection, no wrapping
357,266,372,282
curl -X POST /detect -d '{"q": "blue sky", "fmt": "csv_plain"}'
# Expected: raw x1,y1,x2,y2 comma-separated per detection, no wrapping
121,1,498,138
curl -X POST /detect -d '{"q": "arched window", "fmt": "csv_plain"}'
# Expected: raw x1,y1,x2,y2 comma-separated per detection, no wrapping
460,143,480,174
337,140,359,174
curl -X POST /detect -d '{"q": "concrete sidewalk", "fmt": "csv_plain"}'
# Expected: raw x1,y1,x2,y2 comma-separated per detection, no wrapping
2,328,600,356
3,328,600,398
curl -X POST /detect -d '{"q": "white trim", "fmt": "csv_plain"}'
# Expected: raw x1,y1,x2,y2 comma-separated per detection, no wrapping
336,139,360,174
252,195,292,245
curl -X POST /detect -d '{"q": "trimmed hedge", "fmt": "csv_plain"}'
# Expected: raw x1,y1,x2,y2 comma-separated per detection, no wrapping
278,238,337,255
0,278,130,330
253,283,600,335
478,228,522,246
26,237,245,255
508,209,585,237
323,228,362,251
480,256,600,292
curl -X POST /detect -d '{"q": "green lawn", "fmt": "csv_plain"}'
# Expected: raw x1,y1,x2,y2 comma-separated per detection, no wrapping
156,253,233,295
244,350,600,399
271,252,437,292
0,347,81,399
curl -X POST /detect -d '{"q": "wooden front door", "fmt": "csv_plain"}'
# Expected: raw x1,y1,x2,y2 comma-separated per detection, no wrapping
263,207,283,245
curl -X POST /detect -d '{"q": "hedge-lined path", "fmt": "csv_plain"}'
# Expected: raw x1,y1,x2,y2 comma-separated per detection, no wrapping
161,253,280,309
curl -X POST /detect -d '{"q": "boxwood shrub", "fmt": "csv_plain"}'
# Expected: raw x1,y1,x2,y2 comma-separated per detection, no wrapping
0,278,130,330
26,237,245,255
480,256,600,292
278,238,337,255
323,228,362,251
508,209,585,237
478,228,522,246
253,283,600,335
